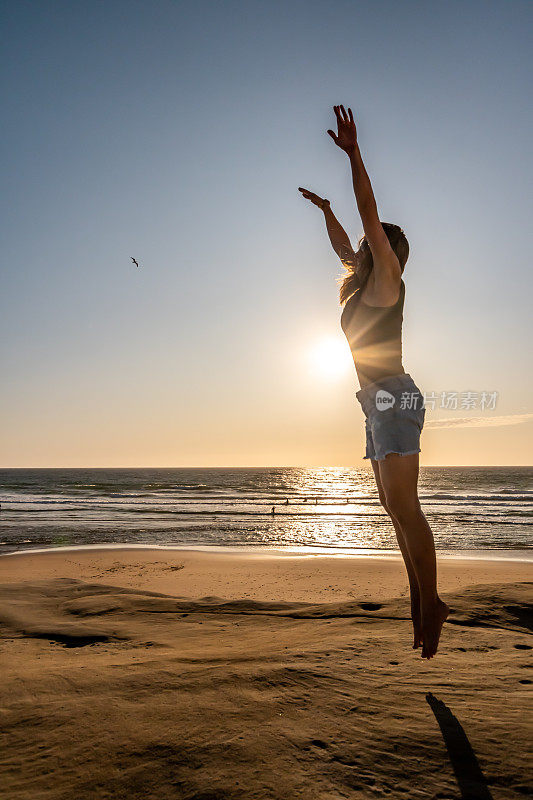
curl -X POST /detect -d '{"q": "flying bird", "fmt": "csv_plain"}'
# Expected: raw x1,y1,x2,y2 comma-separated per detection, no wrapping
131,257,140,268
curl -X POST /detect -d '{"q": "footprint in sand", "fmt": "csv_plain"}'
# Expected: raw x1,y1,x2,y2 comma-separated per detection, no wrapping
310,739,329,750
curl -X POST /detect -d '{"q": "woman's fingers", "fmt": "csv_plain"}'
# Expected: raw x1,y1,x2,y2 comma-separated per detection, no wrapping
327,129,338,143
333,104,354,126
298,187,326,207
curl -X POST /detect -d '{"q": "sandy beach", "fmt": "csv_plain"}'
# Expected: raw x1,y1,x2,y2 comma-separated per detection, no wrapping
0,547,531,799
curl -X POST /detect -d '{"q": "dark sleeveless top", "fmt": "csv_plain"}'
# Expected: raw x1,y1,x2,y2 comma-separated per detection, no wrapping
340,280,405,388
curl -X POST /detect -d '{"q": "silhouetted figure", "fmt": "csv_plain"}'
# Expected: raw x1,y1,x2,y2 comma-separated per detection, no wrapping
271,506,275,516
131,257,140,268
299,103,449,658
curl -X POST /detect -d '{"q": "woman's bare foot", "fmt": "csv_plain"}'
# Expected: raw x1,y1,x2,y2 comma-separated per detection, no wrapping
421,598,449,659
410,591,423,649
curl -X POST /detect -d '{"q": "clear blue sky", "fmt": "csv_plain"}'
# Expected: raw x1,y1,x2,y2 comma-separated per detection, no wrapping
1,0,532,466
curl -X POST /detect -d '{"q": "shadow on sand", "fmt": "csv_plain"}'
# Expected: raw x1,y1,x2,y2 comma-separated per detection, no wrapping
427,692,494,800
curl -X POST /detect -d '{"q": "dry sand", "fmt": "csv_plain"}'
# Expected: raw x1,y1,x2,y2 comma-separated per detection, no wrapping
0,547,531,799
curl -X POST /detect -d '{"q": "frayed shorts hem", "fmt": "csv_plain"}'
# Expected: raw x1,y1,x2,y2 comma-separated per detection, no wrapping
363,447,421,462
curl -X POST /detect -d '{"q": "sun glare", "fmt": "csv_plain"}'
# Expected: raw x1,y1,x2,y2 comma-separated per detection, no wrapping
308,336,352,380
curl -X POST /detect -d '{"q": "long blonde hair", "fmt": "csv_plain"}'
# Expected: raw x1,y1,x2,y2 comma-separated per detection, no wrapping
339,223,409,304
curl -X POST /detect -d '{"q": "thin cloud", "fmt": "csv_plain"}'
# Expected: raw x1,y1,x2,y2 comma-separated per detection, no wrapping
425,413,533,430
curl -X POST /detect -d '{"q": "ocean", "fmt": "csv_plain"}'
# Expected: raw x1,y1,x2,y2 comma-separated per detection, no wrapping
0,467,531,556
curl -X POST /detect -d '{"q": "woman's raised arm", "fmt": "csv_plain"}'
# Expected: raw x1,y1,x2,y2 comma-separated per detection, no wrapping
298,187,355,264
328,106,401,290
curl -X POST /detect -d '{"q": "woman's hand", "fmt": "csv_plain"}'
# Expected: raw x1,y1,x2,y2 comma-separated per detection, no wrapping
327,105,357,154
300,187,354,263
298,187,330,210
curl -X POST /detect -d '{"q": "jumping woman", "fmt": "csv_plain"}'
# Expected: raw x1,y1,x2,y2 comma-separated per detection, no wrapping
299,105,449,659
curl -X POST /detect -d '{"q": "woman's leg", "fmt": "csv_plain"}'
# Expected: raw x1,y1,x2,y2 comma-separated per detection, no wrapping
377,453,449,659
370,459,423,648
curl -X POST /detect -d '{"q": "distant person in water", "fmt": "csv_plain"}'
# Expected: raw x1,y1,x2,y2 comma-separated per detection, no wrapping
299,105,449,659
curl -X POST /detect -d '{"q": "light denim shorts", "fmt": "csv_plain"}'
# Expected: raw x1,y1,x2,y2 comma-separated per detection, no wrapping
356,373,426,461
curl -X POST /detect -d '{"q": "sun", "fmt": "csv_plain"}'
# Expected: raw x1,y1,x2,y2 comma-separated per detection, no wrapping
308,336,352,380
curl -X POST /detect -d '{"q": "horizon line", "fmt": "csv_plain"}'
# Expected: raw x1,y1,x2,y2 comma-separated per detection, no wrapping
1,464,531,470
